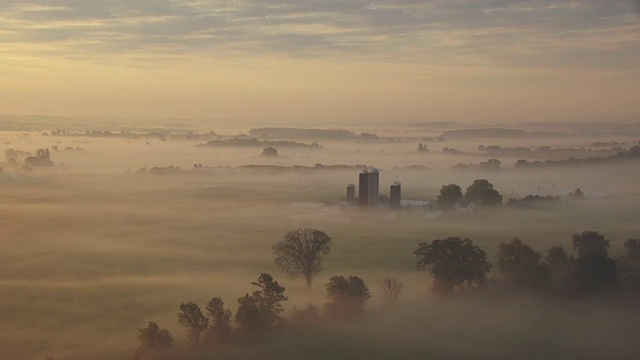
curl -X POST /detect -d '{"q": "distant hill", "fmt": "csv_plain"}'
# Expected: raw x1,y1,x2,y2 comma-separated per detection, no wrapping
442,128,569,139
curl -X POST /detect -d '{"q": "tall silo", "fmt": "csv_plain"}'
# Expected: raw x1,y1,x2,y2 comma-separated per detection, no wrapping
390,181,401,209
358,170,369,207
368,169,380,208
346,183,356,203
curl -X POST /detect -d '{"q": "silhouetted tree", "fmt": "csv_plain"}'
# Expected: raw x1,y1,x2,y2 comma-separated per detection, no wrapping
273,228,332,287
324,275,371,318
436,184,464,210
235,294,261,333
464,179,502,206
415,237,491,293
545,245,574,290
496,238,549,289
479,158,502,170
24,148,53,166
417,143,429,153
378,277,403,304
619,238,640,293
177,302,208,347
235,273,287,333
135,322,173,360
572,231,610,259
571,231,618,295
260,147,278,157
203,297,232,344
569,188,585,199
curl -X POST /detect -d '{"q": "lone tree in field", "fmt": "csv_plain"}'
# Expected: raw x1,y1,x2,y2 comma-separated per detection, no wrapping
273,228,332,287
415,237,491,293
436,184,464,210
177,302,209,347
324,275,371,319
134,322,173,359
235,273,287,333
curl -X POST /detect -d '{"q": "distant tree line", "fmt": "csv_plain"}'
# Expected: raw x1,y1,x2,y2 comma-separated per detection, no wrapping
451,158,503,172
200,138,321,149
515,146,640,168
478,144,623,157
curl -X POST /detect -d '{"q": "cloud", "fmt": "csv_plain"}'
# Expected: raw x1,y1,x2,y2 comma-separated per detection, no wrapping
0,0,638,69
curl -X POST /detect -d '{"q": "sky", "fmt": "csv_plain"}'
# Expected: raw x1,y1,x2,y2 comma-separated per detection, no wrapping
1,0,639,125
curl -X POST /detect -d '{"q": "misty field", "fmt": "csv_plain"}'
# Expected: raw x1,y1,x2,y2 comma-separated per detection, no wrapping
1,126,639,360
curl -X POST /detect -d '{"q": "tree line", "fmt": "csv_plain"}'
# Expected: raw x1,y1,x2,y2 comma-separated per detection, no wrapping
133,227,640,359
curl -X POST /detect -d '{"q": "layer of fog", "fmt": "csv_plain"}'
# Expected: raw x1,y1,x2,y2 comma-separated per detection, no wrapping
0,121,638,359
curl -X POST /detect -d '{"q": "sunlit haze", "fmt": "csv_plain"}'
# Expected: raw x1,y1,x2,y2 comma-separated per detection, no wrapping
1,0,639,123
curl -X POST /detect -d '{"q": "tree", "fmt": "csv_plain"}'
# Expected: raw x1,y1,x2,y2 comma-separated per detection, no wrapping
273,228,332,287
436,184,464,210
177,302,208,347
571,231,618,295
495,238,549,289
135,322,173,360
572,231,610,259
324,275,371,318
415,237,492,293
569,188,585,199
378,277,403,304
235,294,261,333
479,158,502,170
417,143,429,153
545,245,574,293
235,273,287,332
260,147,278,157
619,238,640,292
24,148,54,166
464,179,502,207
203,297,232,344
546,246,573,278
